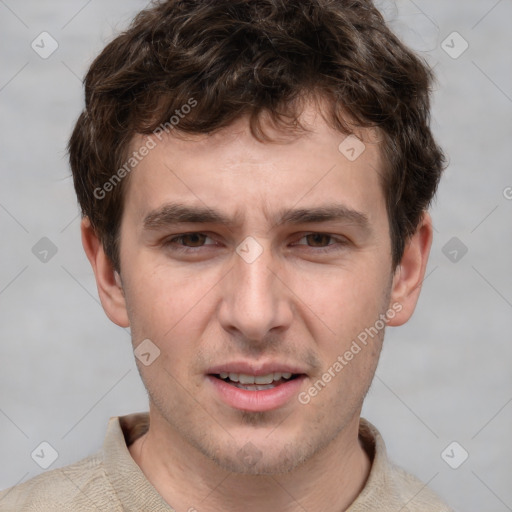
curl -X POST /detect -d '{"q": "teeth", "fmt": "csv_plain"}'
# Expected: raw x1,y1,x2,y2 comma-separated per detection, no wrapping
239,374,256,384
219,372,294,384
233,383,276,391
254,374,275,385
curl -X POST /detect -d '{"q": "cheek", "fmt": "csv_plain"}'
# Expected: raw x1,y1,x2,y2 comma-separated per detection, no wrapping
291,262,389,342
124,266,220,384
125,262,215,336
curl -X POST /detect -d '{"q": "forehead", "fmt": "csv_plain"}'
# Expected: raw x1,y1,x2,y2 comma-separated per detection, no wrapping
122,103,386,227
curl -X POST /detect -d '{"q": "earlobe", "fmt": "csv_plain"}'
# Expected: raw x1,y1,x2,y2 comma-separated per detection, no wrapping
387,212,433,327
80,217,130,328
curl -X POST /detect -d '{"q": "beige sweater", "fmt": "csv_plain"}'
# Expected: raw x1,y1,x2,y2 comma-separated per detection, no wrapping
0,413,453,511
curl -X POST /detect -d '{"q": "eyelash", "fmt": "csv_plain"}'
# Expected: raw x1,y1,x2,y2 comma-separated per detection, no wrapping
162,232,348,254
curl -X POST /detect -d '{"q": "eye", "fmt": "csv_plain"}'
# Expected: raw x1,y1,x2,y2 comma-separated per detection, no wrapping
298,233,335,247
294,233,346,248
164,232,216,249
161,231,348,258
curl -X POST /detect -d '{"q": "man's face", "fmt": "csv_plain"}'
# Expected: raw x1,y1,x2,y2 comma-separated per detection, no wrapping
117,104,396,474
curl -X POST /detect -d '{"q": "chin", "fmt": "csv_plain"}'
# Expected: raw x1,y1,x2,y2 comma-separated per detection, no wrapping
207,442,310,475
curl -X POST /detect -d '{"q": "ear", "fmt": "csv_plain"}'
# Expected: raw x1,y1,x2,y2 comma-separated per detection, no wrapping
81,217,130,327
387,212,433,326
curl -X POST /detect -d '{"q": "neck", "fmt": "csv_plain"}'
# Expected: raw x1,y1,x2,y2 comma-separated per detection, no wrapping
129,412,371,512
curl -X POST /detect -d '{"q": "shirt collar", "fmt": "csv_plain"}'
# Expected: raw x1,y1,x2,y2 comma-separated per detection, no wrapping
102,412,174,511
102,413,406,511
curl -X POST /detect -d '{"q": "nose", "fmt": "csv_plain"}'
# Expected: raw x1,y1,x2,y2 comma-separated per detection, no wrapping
217,241,293,345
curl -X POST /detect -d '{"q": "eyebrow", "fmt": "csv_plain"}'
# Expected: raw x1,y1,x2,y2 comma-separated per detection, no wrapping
142,202,371,234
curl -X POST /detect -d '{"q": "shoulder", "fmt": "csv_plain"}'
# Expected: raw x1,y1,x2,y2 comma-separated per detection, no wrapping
355,419,454,512
386,462,455,512
0,451,120,512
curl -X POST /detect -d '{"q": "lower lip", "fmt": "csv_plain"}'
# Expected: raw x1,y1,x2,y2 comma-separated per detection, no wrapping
207,375,306,412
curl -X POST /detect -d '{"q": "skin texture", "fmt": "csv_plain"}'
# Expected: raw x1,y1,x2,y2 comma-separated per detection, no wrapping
82,101,433,512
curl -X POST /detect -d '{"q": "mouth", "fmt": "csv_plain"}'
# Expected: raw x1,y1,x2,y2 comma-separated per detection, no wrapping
206,365,307,412
211,371,300,391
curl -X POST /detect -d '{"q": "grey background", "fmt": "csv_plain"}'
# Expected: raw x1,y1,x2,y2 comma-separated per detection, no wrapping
0,1,511,510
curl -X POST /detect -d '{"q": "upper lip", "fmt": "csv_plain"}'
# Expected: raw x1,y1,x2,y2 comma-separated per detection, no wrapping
207,361,307,376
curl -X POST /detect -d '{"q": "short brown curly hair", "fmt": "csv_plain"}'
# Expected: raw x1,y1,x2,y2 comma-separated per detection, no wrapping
69,0,445,272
